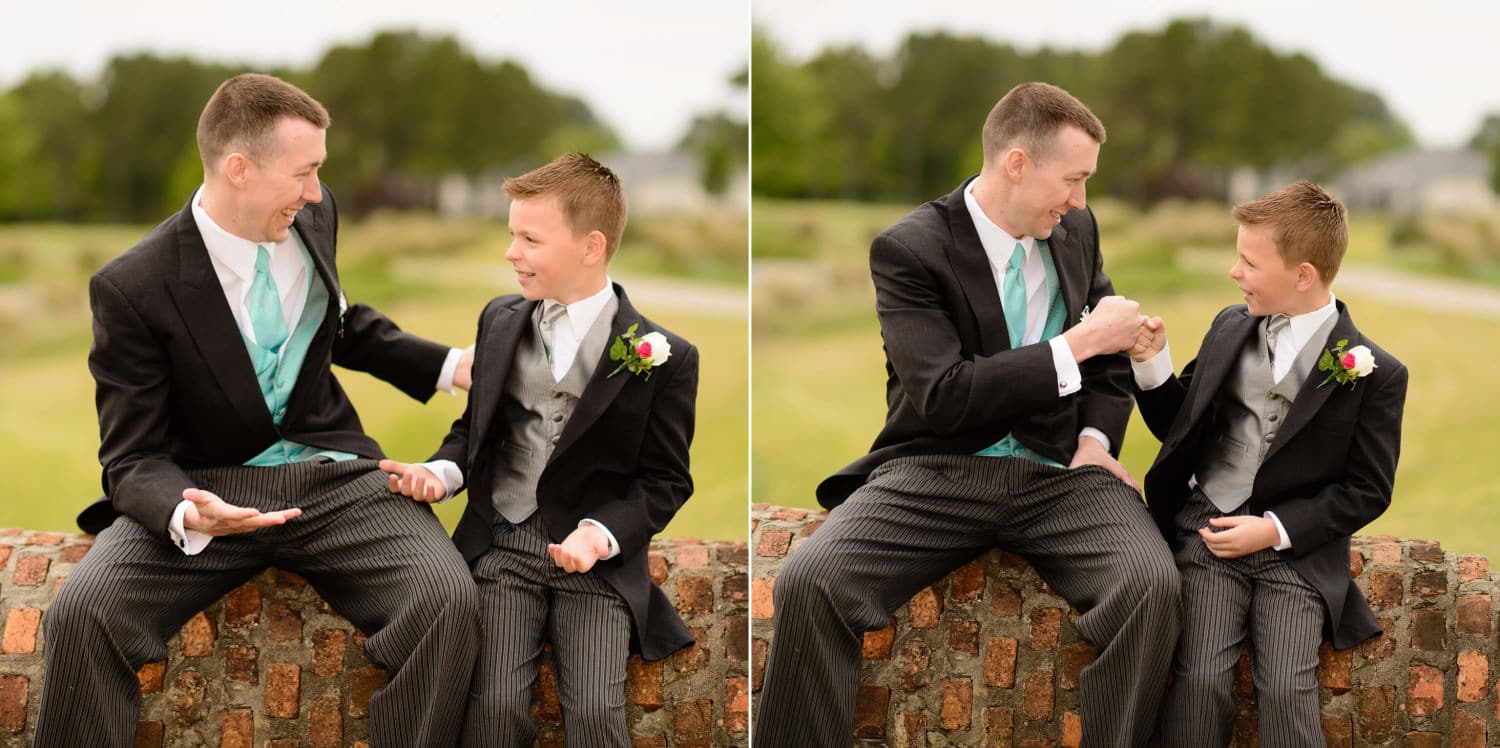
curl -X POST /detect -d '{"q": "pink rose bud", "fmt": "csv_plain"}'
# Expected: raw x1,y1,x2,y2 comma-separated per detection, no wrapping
637,340,653,358
1342,353,1356,369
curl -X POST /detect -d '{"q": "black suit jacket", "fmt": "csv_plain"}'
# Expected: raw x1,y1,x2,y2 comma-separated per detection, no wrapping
1136,301,1407,648
818,178,1134,507
431,285,699,661
81,186,450,537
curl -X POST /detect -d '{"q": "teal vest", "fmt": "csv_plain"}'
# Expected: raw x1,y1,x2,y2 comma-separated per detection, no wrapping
242,232,357,467
975,239,1066,467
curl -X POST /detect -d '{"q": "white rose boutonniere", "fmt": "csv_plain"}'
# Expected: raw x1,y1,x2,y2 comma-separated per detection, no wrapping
608,324,672,380
1318,340,1376,390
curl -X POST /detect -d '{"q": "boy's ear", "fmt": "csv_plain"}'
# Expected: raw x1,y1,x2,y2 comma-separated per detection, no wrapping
582,229,609,266
1295,261,1321,291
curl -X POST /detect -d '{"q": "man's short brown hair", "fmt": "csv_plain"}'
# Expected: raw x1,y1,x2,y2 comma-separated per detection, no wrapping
503,153,628,258
981,82,1106,165
197,73,330,172
1232,180,1349,283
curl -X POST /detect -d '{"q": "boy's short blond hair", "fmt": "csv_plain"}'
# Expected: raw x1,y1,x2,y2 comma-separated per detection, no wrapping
1232,180,1348,283
504,153,627,258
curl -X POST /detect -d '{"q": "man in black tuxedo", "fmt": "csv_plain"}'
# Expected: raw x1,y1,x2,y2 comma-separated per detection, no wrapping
755,83,1180,747
1130,181,1406,745
38,73,479,746
380,153,698,747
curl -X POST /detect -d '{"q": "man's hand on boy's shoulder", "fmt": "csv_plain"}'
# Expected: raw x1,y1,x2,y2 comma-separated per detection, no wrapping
1198,515,1281,558
549,525,612,574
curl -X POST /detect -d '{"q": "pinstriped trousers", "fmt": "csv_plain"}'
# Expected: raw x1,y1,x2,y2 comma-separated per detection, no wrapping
461,512,633,748
34,459,479,748
1161,492,1324,748
755,455,1181,748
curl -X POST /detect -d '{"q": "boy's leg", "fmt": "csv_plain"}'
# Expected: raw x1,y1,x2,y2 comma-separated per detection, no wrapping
1247,553,1325,748
547,571,633,748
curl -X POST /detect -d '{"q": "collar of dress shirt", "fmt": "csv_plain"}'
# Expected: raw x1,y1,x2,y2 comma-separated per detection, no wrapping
1283,291,1339,354
542,279,617,338
963,179,1036,266
191,184,289,284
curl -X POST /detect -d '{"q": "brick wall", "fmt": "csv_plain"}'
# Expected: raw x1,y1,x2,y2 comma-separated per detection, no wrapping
0,529,747,747
751,504,1500,747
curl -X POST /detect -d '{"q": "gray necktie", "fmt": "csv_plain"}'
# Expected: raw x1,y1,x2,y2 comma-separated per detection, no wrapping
1266,314,1291,364
540,302,567,362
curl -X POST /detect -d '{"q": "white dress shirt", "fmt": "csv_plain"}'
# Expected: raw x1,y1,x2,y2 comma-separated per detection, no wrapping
963,181,1110,453
1130,292,1338,550
169,187,464,555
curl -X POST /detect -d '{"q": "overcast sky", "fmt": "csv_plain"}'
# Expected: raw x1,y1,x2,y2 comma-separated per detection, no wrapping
0,0,748,151
754,0,1500,149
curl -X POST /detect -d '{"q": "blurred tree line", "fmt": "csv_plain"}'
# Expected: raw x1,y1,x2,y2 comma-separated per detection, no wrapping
0,30,741,222
753,18,1417,205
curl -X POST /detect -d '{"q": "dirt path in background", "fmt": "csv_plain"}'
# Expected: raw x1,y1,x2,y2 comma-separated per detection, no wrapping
1336,265,1500,318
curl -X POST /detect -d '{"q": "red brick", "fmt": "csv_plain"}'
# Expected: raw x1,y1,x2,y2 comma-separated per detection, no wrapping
1317,642,1352,694
169,669,207,726
264,741,298,748
1406,665,1443,717
267,602,301,641
983,707,1013,747
132,721,163,748
801,518,824,537
990,580,1022,617
627,657,664,711
897,639,933,691
1458,651,1488,702
724,615,748,664
751,578,774,620
1455,710,1487,747
179,611,216,657
756,529,792,557
137,660,166,693
2,608,41,654
225,645,258,684
1360,618,1396,660
854,685,889,738
224,585,260,628
50,576,64,599
275,570,307,587
1022,668,1054,720
751,638,767,691
948,620,980,656
724,572,747,603
984,637,1018,688
313,629,347,677
1412,570,1447,597
1233,648,1254,699
1061,711,1083,748
1457,594,1492,635
1060,642,1095,691
909,587,942,629
1409,539,1444,563
1459,554,1490,582
1233,713,1258,747
1371,542,1401,565
1411,608,1447,651
536,660,560,721
59,543,91,563
632,738,667,748
771,507,809,521
995,550,1028,568
1403,732,1441,748
1321,715,1352,748
1367,570,1403,607
671,699,712,748
0,674,27,732
648,553,669,585
264,663,300,718
1029,607,1062,651
725,676,749,733
895,712,926,748
671,627,708,673
12,555,48,586
0,546,10,571
675,544,709,569
1349,548,1363,578
219,709,252,748
950,562,985,603
26,532,64,545
718,542,747,567
310,694,341,748
675,575,713,616
863,619,896,660
941,678,973,730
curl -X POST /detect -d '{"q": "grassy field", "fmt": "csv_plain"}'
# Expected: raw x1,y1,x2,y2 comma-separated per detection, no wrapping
752,198,1500,561
0,215,747,542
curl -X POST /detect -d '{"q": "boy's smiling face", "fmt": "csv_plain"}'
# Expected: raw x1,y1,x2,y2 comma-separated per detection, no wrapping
504,195,606,304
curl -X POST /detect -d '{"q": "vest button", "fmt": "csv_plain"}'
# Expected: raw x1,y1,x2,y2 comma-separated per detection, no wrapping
550,435,560,445
1268,414,1279,422
552,413,563,422
1266,432,1276,441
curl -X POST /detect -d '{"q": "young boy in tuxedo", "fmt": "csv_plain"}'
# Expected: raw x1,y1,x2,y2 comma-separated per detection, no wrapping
380,153,699,746
1130,180,1407,746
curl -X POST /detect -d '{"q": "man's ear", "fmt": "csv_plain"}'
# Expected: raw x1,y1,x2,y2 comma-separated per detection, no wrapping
223,152,252,187
1003,147,1028,181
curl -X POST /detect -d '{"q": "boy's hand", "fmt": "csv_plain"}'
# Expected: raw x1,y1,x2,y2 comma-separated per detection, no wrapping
1198,516,1280,558
378,459,446,503
1069,435,1140,492
1129,316,1167,362
453,345,475,392
549,525,611,574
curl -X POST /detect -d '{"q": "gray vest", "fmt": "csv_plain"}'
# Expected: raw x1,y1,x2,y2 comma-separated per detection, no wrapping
1195,313,1338,512
489,297,618,523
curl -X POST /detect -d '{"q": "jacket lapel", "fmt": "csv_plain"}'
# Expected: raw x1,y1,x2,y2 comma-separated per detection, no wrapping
550,283,638,461
1263,302,1358,463
1047,218,1088,327
1184,308,1260,428
944,180,1011,354
470,299,534,451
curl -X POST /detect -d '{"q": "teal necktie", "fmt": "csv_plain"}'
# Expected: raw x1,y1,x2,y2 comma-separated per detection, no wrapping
1002,242,1028,349
250,245,288,352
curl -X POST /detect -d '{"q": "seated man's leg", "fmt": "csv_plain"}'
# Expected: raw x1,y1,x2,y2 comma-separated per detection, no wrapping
1160,532,1250,748
547,565,633,748
284,463,479,748
756,456,1012,747
35,516,266,747
1247,555,1324,748
1007,465,1181,748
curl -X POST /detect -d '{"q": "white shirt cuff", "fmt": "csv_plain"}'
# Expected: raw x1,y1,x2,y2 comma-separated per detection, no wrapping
579,519,620,559
1131,342,1175,391
1078,428,1111,455
169,500,214,556
1265,511,1292,550
1048,336,1083,396
435,347,465,394
420,459,465,503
